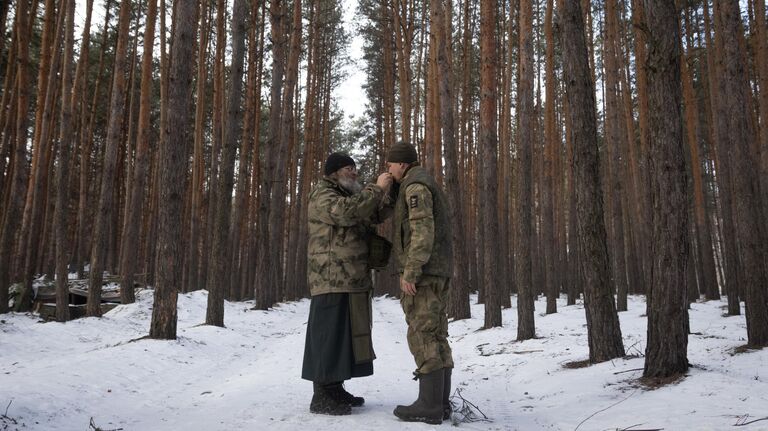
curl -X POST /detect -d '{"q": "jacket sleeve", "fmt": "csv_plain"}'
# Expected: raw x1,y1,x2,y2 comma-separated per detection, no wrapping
370,186,396,224
402,183,434,283
311,184,385,227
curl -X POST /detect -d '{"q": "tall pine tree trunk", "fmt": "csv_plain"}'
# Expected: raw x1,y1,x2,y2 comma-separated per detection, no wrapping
54,0,76,322
432,0,470,321
18,0,67,312
87,0,133,317
119,0,157,305
643,0,690,378
717,1,768,346
206,0,248,326
186,0,211,294
150,0,197,339
560,0,624,363
543,0,557,315
516,0,535,340
0,1,32,313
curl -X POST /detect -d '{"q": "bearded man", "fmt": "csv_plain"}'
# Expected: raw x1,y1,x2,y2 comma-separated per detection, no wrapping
301,152,394,415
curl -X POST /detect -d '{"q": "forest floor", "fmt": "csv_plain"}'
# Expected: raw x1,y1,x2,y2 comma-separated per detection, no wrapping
1,288,767,430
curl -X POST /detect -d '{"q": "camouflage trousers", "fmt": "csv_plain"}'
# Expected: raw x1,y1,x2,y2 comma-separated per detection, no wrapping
401,275,454,375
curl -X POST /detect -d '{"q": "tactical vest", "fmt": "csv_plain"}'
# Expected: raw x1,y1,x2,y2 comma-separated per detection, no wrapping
393,166,454,279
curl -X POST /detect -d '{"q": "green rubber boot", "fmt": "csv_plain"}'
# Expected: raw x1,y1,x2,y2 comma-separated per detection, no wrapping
393,369,444,425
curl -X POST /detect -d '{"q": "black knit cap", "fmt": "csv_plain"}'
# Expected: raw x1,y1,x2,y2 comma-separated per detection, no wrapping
386,141,418,164
324,152,356,176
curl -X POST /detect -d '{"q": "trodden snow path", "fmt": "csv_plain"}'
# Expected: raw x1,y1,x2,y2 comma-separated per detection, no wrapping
1,289,767,430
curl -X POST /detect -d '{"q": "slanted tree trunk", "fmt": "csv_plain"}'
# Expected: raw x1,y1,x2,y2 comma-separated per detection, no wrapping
560,0,625,363
642,0,690,378
149,0,197,339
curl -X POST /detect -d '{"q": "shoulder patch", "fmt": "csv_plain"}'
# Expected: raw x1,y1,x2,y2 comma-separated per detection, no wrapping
409,195,419,209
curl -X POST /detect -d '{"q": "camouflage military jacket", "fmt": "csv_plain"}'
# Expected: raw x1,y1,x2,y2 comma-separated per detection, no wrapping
307,177,393,296
393,166,453,282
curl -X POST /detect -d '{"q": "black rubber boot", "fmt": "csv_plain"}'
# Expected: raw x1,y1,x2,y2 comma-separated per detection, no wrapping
327,382,365,407
310,383,352,415
443,368,452,420
393,369,444,425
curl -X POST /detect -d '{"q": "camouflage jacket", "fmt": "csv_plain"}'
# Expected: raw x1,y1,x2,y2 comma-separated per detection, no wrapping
393,166,453,282
307,177,393,296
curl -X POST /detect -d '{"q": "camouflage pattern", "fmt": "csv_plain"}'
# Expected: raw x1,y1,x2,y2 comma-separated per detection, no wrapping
392,165,454,376
307,176,393,296
401,275,454,375
393,166,453,283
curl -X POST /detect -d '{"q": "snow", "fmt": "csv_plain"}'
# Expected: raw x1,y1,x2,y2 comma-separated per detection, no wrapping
1,290,767,431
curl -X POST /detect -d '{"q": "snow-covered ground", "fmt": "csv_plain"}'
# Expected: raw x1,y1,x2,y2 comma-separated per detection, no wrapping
1,290,766,431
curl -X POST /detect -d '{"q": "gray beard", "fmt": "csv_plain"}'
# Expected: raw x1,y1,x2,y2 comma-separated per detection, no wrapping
338,177,363,194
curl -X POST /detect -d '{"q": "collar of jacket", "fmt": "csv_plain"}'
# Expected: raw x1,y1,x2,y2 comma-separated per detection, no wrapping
401,163,421,182
321,175,352,197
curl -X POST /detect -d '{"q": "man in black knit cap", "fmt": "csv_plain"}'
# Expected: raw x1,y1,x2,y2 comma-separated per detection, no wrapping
387,142,454,424
301,152,394,415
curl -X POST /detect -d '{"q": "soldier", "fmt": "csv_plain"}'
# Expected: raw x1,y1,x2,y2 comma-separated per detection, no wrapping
301,152,394,415
387,142,455,424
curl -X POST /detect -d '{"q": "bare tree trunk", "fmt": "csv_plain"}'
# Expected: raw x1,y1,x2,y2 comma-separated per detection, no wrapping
53,0,76,322
18,0,67,312
207,0,248,326
717,1,768,346
542,0,557,315
186,0,212,294
630,0,653,296
603,0,628,311
680,8,718,302
75,0,113,279
150,0,197,339
432,0,470,321
86,0,132,317
642,0,690,378
255,0,287,308
119,0,157,305
516,0,535,340
754,0,768,208
202,0,227,294
0,9,32,308
560,0,624,363
393,0,414,143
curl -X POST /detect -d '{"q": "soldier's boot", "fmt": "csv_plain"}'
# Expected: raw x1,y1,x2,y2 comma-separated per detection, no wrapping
310,382,352,415
443,368,452,420
327,381,365,407
393,369,444,425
